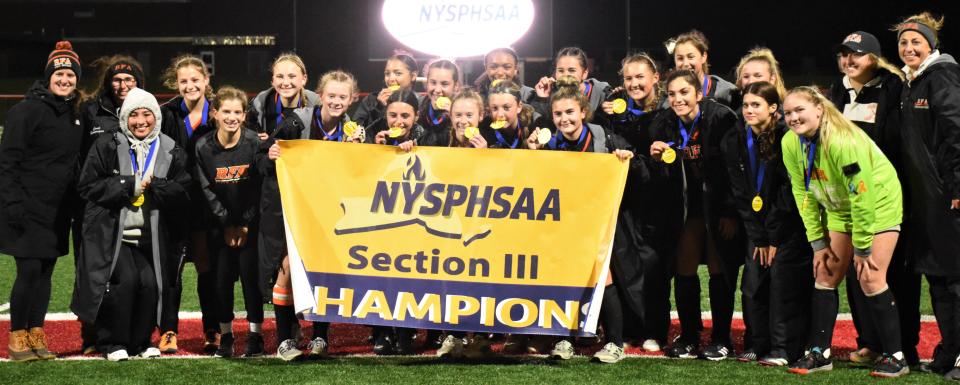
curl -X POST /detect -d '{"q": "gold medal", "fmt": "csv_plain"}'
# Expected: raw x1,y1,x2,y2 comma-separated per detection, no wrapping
662,147,677,164
344,121,359,138
464,126,479,139
489,120,507,129
612,98,627,114
434,96,451,110
388,126,404,138
491,79,504,88
131,194,145,207
388,84,401,92
536,128,552,145
752,195,763,212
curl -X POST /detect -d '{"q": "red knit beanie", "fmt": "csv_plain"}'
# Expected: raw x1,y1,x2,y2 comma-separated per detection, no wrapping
45,40,81,81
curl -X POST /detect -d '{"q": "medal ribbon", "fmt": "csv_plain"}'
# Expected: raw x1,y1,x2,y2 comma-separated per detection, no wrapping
181,99,209,138
677,110,702,149
549,125,592,152
626,97,645,117
315,108,343,142
746,126,766,195
130,140,158,179
494,121,521,149
801,135,817,191
428,103,445,125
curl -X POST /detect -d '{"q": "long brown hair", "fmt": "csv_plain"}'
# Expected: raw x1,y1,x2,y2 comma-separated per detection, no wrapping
742,81,781,161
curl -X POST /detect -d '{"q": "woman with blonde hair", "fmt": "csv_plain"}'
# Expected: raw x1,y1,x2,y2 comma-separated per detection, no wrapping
735,47,787,99
781,86,907,377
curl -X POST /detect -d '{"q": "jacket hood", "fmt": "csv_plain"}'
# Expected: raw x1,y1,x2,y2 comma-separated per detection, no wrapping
118,88,163,144
26,80,75,113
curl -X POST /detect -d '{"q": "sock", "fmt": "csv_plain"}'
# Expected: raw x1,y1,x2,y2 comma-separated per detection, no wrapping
272,285,292,306
709,274,734,345
220,322,233,335
808,285,839,351
674,275,702,341
274,304,295,342
249,322,262,334
312,322,329,340
864,286,903,356
600,285,624,347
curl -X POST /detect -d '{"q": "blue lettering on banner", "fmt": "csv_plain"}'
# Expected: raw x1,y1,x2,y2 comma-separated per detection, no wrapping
419,3,521,23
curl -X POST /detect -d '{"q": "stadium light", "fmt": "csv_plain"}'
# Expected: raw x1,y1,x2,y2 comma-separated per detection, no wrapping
381,0,535,58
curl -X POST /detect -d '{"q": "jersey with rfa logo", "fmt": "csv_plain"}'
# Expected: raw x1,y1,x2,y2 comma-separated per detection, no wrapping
194,128,262,227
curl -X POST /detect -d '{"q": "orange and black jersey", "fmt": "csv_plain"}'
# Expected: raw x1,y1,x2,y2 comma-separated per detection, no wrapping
194,128,261,228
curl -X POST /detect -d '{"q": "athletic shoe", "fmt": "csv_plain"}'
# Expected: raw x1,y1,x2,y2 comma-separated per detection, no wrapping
848,347,879,366
870,354,910,378
945,367,960,381
276,338,302,361
395,332,414,355
665,338,698,359
138,347,161,359
788,349,833,374
463,335,494,359
7,330,39,362
436,335,465,358
245,332,265,358
758,350,789,367
592,343,624,364
501,334,529,355
159,331,178,354
27,327,56,360
641,339,661,352
550,339,575,360
736,349,757,362
82,345,98,355
528,335,555,355
106,349,129,362
215,333,235,358
699,342,729,361
305,336,327,358
203,330,221,353
373,334,395,356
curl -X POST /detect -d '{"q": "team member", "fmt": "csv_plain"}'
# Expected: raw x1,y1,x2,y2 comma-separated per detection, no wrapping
195,87,265,358
0,41,84,362
249,53,318,361
597,53,670,352
735,47,787,100
417,59,461,147
157,54,219,354
665,30,738,109
473,47,536,103
649,69,740,361
893,12,960,381
781,86,907,377
76,88,190,361
447,90,488,149
479,80,539,151
721,82,812,366
825,31,920,367
353,53,420,138
532,47,612,118
526,76,635,363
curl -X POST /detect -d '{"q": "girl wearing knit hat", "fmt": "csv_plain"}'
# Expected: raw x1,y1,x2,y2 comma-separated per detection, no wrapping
74,88,191,361
893,11,960,382
0,40,83,362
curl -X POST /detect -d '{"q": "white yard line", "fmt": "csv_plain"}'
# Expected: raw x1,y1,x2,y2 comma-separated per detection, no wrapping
0,302,10,313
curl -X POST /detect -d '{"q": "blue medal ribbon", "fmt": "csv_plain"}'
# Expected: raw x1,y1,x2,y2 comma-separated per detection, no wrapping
626,97,645,117
801,135,817,191
315,108,343,142
702,75,712,96
746,126,766,195
130,140,158,179
181,99,209,138
677,110,702,149
548,124,591,151
428,103,445,125
494,121,521,149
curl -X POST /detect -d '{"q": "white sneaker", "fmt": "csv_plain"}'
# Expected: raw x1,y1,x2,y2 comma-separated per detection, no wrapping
276,339,302,362
106,349,129,362
592,342,625,364
307,337,328,357
642,339,661,352
550,340,575,360
138,347,161,359
436,335,465,358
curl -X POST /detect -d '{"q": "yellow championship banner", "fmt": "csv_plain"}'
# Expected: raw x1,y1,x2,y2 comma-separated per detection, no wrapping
276,141,628,336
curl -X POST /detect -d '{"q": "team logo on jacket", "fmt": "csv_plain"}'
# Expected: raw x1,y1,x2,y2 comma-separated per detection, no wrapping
914,98,929,109
215,165,250,183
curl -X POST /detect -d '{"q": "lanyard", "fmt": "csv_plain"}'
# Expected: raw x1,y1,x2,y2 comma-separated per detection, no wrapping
702,75,712,96
548,125,592,152
801,135,817,191
130,140,159,178
583,81,593,99
427,103,445,125
494,121,521,149
677,110,702,149
627,97,645,117
275,92,302,127
745,126,766,194
315,108,343,141
181,99,209,138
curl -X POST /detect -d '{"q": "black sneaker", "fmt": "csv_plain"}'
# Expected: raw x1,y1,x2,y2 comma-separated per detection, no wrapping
214,333,234,358
870,354,910,378
736,349,757,362
702,343,731,361
373,334,395,356
665,338,698,359
243,332,264,358
788,348,832,374
395,331,414,355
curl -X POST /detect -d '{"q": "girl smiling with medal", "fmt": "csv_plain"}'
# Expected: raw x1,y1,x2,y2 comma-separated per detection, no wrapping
473,47,536,103
665,30,738,109
721,82,812,366
532,47,612,118
417,59,461,147
354,53,421,138
448,90,488,149
479,80,538,150
781,86,906,378
649,69,740,361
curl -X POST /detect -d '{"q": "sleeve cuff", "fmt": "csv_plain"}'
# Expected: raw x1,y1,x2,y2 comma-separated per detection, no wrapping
810,238,829,251
854,247,872,258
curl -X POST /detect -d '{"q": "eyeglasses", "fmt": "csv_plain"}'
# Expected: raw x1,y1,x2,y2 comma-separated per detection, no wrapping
112,77,137,86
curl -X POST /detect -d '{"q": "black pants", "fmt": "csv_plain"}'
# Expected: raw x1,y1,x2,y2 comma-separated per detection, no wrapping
640,241,672,344
928,276,960,369
9,257,57,330
847,247,922,363
740,243,771,354
160,235,218,334
95,243,158,354
766,242,812,361
214,235,264,325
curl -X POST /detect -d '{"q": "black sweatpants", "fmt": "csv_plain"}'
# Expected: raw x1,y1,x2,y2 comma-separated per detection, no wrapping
9,257,57,330
740,243,771,354
160,235,219,334
641,242,672,344
767,243,812,361
95,243,158,354
214,234,264,325
928,276,960,369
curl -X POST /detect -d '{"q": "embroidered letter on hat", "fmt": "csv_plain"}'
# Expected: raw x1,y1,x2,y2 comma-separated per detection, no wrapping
844,33,862,43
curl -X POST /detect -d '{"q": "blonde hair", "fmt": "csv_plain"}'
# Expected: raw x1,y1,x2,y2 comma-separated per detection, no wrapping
162,54,213,100
619,52,661,111
272,53,307,76
735,47,787,99
892,11,945,32
315,70,358,97
787,86,862,153
448,88,485,147
211,86,248,111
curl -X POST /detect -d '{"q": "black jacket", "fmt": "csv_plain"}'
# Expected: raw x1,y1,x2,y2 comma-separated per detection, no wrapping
0,81,83,259
194,128,261,229
899,53,960,276
721,119,806,248
828,69,904,169
79,94,122,163
73,132,190,323
352,91,425,142
417,101,452,147
161,96,216,173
